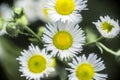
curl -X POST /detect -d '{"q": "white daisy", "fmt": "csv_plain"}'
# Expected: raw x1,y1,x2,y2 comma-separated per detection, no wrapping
36,0,51,23
93,16,120,38
46,0,88,23
17,44,55,80
42,22,85,61
14,0,39,22
67,53,108,80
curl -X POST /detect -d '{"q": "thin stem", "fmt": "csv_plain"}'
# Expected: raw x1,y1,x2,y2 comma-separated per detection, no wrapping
96,42,117,56
96,36,103,41
19,31,33,37
24,26,43,44
84,36,103,46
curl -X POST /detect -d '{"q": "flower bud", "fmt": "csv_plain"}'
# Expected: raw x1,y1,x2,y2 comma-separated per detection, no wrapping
6,22,19,37
16,15,28,27
37,26,44,37
13,7,23,18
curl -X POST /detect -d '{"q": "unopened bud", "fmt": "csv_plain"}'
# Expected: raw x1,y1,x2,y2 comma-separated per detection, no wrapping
16,15,28,27
37,26,44,37
13,7,23,18
6,22,19,37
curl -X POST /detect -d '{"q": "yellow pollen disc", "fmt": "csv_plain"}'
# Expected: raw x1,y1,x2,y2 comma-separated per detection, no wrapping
53,31,73,50
55,0,75,15
76,63,94,80
28,54,46,73
101,21,114,33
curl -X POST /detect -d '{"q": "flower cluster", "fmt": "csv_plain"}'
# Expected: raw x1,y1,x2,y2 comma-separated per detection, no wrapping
0,0,120,80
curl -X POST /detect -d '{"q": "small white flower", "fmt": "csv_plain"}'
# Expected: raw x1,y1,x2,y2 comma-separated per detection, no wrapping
42,22,85,61
93,16,120,38
67,53,108,80
36,0,51,23
0,3,12,20
14,0,39,22
17,44,55,80
46,0,87,23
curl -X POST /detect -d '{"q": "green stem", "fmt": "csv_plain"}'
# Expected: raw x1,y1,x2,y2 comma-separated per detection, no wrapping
24,26,43,44
84,36,103,46
96,42,117,56
19,31,32,37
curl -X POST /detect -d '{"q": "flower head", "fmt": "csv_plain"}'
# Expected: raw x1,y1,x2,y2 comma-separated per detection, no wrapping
42,22,85,61
93,16,120,38
36,0,51,23
17,44,55,80
46,0,87,23
67,53,107,80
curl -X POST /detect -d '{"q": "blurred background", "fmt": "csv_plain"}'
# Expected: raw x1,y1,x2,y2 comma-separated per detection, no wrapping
0,0,120,80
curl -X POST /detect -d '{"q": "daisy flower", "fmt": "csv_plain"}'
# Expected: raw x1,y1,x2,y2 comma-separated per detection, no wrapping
17,44,55,80
14,0,39,22
67,53,108,80
42,22,85,61
36,0,51,23
93,16,120,38
46,0,88,23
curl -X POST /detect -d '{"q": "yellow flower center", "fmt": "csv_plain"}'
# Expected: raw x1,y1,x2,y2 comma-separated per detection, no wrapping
28,54,46,73
76,63,94,80
53,31,73,50
55,0,75,15
101,21,114,33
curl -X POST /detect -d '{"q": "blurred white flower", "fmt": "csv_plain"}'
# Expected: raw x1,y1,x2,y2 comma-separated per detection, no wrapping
0,3,12,20
93,16,120,38
35,0,51,23
14,0,39,22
